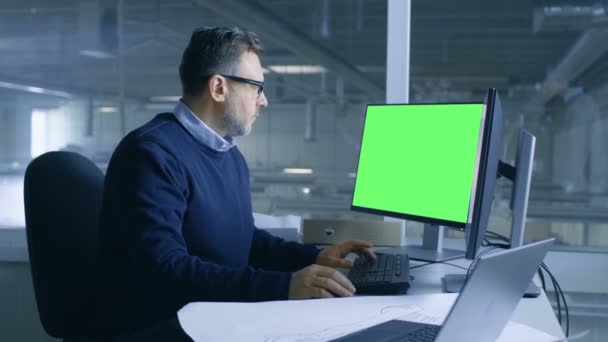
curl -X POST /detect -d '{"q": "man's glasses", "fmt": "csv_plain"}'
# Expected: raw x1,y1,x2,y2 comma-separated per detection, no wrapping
219,74,264,97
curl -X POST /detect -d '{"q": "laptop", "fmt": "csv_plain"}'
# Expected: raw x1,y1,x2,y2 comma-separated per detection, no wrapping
332,238,554,342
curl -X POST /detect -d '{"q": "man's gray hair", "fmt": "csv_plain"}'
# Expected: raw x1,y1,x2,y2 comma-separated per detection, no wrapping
179,26,264,97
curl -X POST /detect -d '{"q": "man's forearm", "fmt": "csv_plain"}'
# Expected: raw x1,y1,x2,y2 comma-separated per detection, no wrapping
249,228,321,272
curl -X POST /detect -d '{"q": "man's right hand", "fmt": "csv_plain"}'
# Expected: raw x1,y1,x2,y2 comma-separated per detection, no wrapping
288,264,356,299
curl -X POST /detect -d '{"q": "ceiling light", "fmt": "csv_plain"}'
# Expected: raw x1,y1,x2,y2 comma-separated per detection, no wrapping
0,81,72,98
268,65,326,74
301,187,311,194
97,106,118,113
592,7,606,16
283,168,314,174
79,49,115,59
149,96,181,102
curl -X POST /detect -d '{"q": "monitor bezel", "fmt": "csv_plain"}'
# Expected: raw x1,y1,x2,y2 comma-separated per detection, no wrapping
350,102,486,230
465,88,500,259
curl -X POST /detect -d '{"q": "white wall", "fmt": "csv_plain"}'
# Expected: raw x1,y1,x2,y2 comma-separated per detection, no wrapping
0,97,32,165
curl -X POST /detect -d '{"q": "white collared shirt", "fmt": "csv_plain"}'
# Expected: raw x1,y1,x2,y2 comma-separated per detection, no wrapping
172,100,235,152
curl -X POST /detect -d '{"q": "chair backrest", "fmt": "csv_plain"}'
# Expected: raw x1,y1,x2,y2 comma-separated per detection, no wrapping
24,151,104,338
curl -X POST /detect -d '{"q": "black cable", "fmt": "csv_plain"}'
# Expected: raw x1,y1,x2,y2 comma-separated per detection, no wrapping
409,260,468,271
540,265,561,325
484,242,510,249
555,274,570,337
543,263,564,330
549,266,562,326
486,230,509,240
441,262,469,271
537,268,546,291
410,262,434,269
542,262,569,337
466,246,499,280
555,276,569,337
485,230,510,243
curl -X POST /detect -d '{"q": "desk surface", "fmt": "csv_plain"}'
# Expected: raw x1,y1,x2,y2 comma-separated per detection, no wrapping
404,258,565,338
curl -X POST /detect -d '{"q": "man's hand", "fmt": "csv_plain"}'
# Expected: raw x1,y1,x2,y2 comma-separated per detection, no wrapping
316,239,376,269
289,264,356,299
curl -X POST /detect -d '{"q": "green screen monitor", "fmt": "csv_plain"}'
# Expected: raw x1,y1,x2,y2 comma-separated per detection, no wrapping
351,102,485,231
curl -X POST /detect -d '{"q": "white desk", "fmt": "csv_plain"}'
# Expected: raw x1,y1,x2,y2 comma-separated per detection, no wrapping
178,259,565,342
406,259,565,339
281,244,566,340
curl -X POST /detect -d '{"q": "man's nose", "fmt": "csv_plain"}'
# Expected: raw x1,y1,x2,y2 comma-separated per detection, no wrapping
258,91,268,108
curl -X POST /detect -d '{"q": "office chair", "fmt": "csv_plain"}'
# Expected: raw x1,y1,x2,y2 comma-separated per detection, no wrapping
24,151,104,341
24,151,193,342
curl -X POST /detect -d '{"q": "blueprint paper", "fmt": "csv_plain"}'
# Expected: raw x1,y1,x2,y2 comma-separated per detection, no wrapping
178,294,454,342
177,294,560,342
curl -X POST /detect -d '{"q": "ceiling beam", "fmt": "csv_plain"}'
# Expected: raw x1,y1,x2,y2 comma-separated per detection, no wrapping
195,0,385,100
528,206,608,223
534,28,608,104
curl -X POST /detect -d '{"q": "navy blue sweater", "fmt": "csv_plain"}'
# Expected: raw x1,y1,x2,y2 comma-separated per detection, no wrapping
97,113,319,334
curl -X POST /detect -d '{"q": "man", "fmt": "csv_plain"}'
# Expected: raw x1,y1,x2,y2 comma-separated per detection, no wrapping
97,26,375,336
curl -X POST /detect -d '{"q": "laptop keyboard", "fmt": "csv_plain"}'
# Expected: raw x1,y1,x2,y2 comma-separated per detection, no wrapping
347,253,410,295
331,320,441,342
403,325,441,342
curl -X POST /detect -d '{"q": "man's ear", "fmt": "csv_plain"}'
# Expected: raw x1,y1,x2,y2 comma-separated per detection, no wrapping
208,75,227,103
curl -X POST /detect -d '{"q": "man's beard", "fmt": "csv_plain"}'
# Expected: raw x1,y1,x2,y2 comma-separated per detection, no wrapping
221,100,250,137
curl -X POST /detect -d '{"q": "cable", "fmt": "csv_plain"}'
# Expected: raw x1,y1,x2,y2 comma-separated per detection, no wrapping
541,265,561,325
485,230,510,242
542,262,569,337
484,241,511,249
555,275,570,337
484,231,511,249
410,262,434,269
409,260,468,271
466,246,500,281
537,268,546,291
441,262,469,271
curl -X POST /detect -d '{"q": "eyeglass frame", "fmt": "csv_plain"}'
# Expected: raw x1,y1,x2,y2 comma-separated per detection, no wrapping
218,74,264,97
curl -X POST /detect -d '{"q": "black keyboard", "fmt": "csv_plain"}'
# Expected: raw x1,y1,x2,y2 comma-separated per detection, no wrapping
347,253,410,295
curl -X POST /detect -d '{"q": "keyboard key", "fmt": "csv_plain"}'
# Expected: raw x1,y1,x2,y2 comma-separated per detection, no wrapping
386,255,394,265
347,253,410,295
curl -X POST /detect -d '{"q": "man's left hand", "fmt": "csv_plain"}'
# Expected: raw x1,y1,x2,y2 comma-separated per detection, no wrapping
316,240,376,269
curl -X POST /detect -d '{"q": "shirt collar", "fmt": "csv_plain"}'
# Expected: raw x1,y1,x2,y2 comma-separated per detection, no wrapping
172,99,235,152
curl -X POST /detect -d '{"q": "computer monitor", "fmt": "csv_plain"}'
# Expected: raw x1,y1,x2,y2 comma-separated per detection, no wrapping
465,88,502,259
351,88,503,262
460,89,536,260
443,89,538,294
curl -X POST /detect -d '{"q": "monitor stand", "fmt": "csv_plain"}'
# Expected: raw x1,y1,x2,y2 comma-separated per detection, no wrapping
382,224,464,262
443,129,540,298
